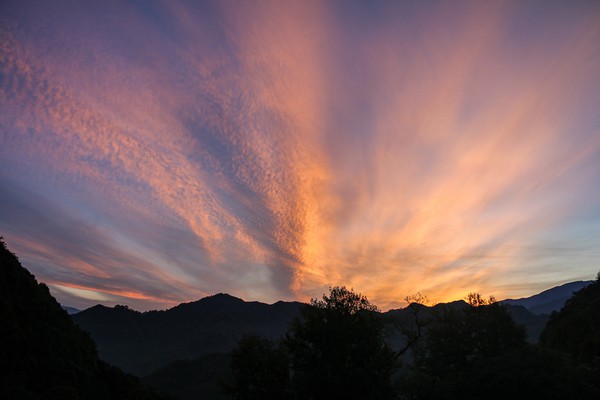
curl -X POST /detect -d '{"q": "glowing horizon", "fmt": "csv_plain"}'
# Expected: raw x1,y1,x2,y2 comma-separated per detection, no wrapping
1,0,600,311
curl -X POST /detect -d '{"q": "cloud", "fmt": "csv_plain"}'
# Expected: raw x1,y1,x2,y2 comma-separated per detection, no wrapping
1,0,600,310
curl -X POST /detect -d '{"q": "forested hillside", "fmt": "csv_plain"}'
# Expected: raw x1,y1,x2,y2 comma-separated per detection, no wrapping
73,294,301,376
0,238,166,400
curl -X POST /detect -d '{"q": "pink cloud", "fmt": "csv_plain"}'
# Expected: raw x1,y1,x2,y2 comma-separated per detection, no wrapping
1,1,599,310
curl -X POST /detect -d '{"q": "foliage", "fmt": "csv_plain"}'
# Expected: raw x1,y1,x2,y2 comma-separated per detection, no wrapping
465,292,495,307
144,353,231,400
398,293,600,399
403,345,598,400
398,296,519,398
226,286,600,400
226,336,290,400
285,286,396,400
416,297,527,379
386,293,432,357
540,274,600,384
309,286,380,314
0,237,167,400
226,287,395,400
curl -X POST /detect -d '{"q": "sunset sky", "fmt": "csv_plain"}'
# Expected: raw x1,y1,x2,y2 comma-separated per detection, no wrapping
1,0,600,311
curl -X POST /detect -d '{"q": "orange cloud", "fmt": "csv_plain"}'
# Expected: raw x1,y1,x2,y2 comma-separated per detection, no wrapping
1,1,599,310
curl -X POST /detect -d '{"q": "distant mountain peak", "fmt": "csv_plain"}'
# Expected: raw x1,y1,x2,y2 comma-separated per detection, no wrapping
502,280,594,315
61,305,81,315
171,293,245,311
73,293,302,376
206,292,244,302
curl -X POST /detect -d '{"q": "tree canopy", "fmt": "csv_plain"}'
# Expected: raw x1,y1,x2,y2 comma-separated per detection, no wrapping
285,286,396,400
226,335,290,400
228,287,396,400
540,274,600,385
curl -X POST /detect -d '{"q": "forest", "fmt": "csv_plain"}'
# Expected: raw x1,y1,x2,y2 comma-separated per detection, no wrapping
224,286,600,400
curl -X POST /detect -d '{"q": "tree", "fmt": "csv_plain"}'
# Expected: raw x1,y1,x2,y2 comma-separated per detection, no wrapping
401,294,529,399
394,291,600,400
227,335,291,400
284,287,396,400
465,292,495,307
421,294,525,373
388,293,432,357
540,274,600,388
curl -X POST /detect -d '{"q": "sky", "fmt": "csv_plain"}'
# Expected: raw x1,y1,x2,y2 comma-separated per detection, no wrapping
1,0,600,312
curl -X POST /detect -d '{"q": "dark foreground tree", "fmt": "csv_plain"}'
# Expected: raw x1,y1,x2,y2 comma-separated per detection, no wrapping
421,294,527,375
400,294,526,399
540,273,600,364
540,273,600,388
226,335,290,400
284,286,396,400
401,293,598,400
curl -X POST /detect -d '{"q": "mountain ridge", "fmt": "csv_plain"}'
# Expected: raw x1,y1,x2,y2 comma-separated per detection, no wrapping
501,280,593,315
70,280,591,316
72,282,579,376
73,293,303,376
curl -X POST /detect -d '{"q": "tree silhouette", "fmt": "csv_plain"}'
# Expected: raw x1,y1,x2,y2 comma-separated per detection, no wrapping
284,286,396,400
399,292,600,400
540,274,600,387
418,294,525,374
388,293,432,357
227,335,290,400
392,294,522,399
540,274,600,362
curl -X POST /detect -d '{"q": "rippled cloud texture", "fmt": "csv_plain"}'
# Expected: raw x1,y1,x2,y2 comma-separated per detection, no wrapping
1,0,600,310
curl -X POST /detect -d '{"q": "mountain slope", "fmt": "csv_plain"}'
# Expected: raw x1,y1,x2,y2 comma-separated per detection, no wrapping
502,281,593,314
73,294,302,376
62,305,82,315
0,238,165,399
502,304,549,342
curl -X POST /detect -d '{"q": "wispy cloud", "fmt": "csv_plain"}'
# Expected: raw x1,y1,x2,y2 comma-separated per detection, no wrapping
1,0,599,310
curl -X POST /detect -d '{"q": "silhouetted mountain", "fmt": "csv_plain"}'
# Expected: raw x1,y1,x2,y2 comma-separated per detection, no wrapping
385,299,547,344
74,290,564,378
502,280,593,315
384,300,467,346
62,305,81,315
69,280,600,399
0,238,166,400
73,294,302,376
502,304,549,342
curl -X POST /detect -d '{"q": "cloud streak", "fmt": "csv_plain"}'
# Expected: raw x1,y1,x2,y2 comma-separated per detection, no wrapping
1,0,600,310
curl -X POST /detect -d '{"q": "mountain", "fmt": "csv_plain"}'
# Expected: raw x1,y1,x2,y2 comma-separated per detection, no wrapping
62,305,81,315
502,280,593,315
73,286,571,377
502,304,549,342
384,299,547,344
73,294,302,376
0,238,165,400
142,288,599,400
